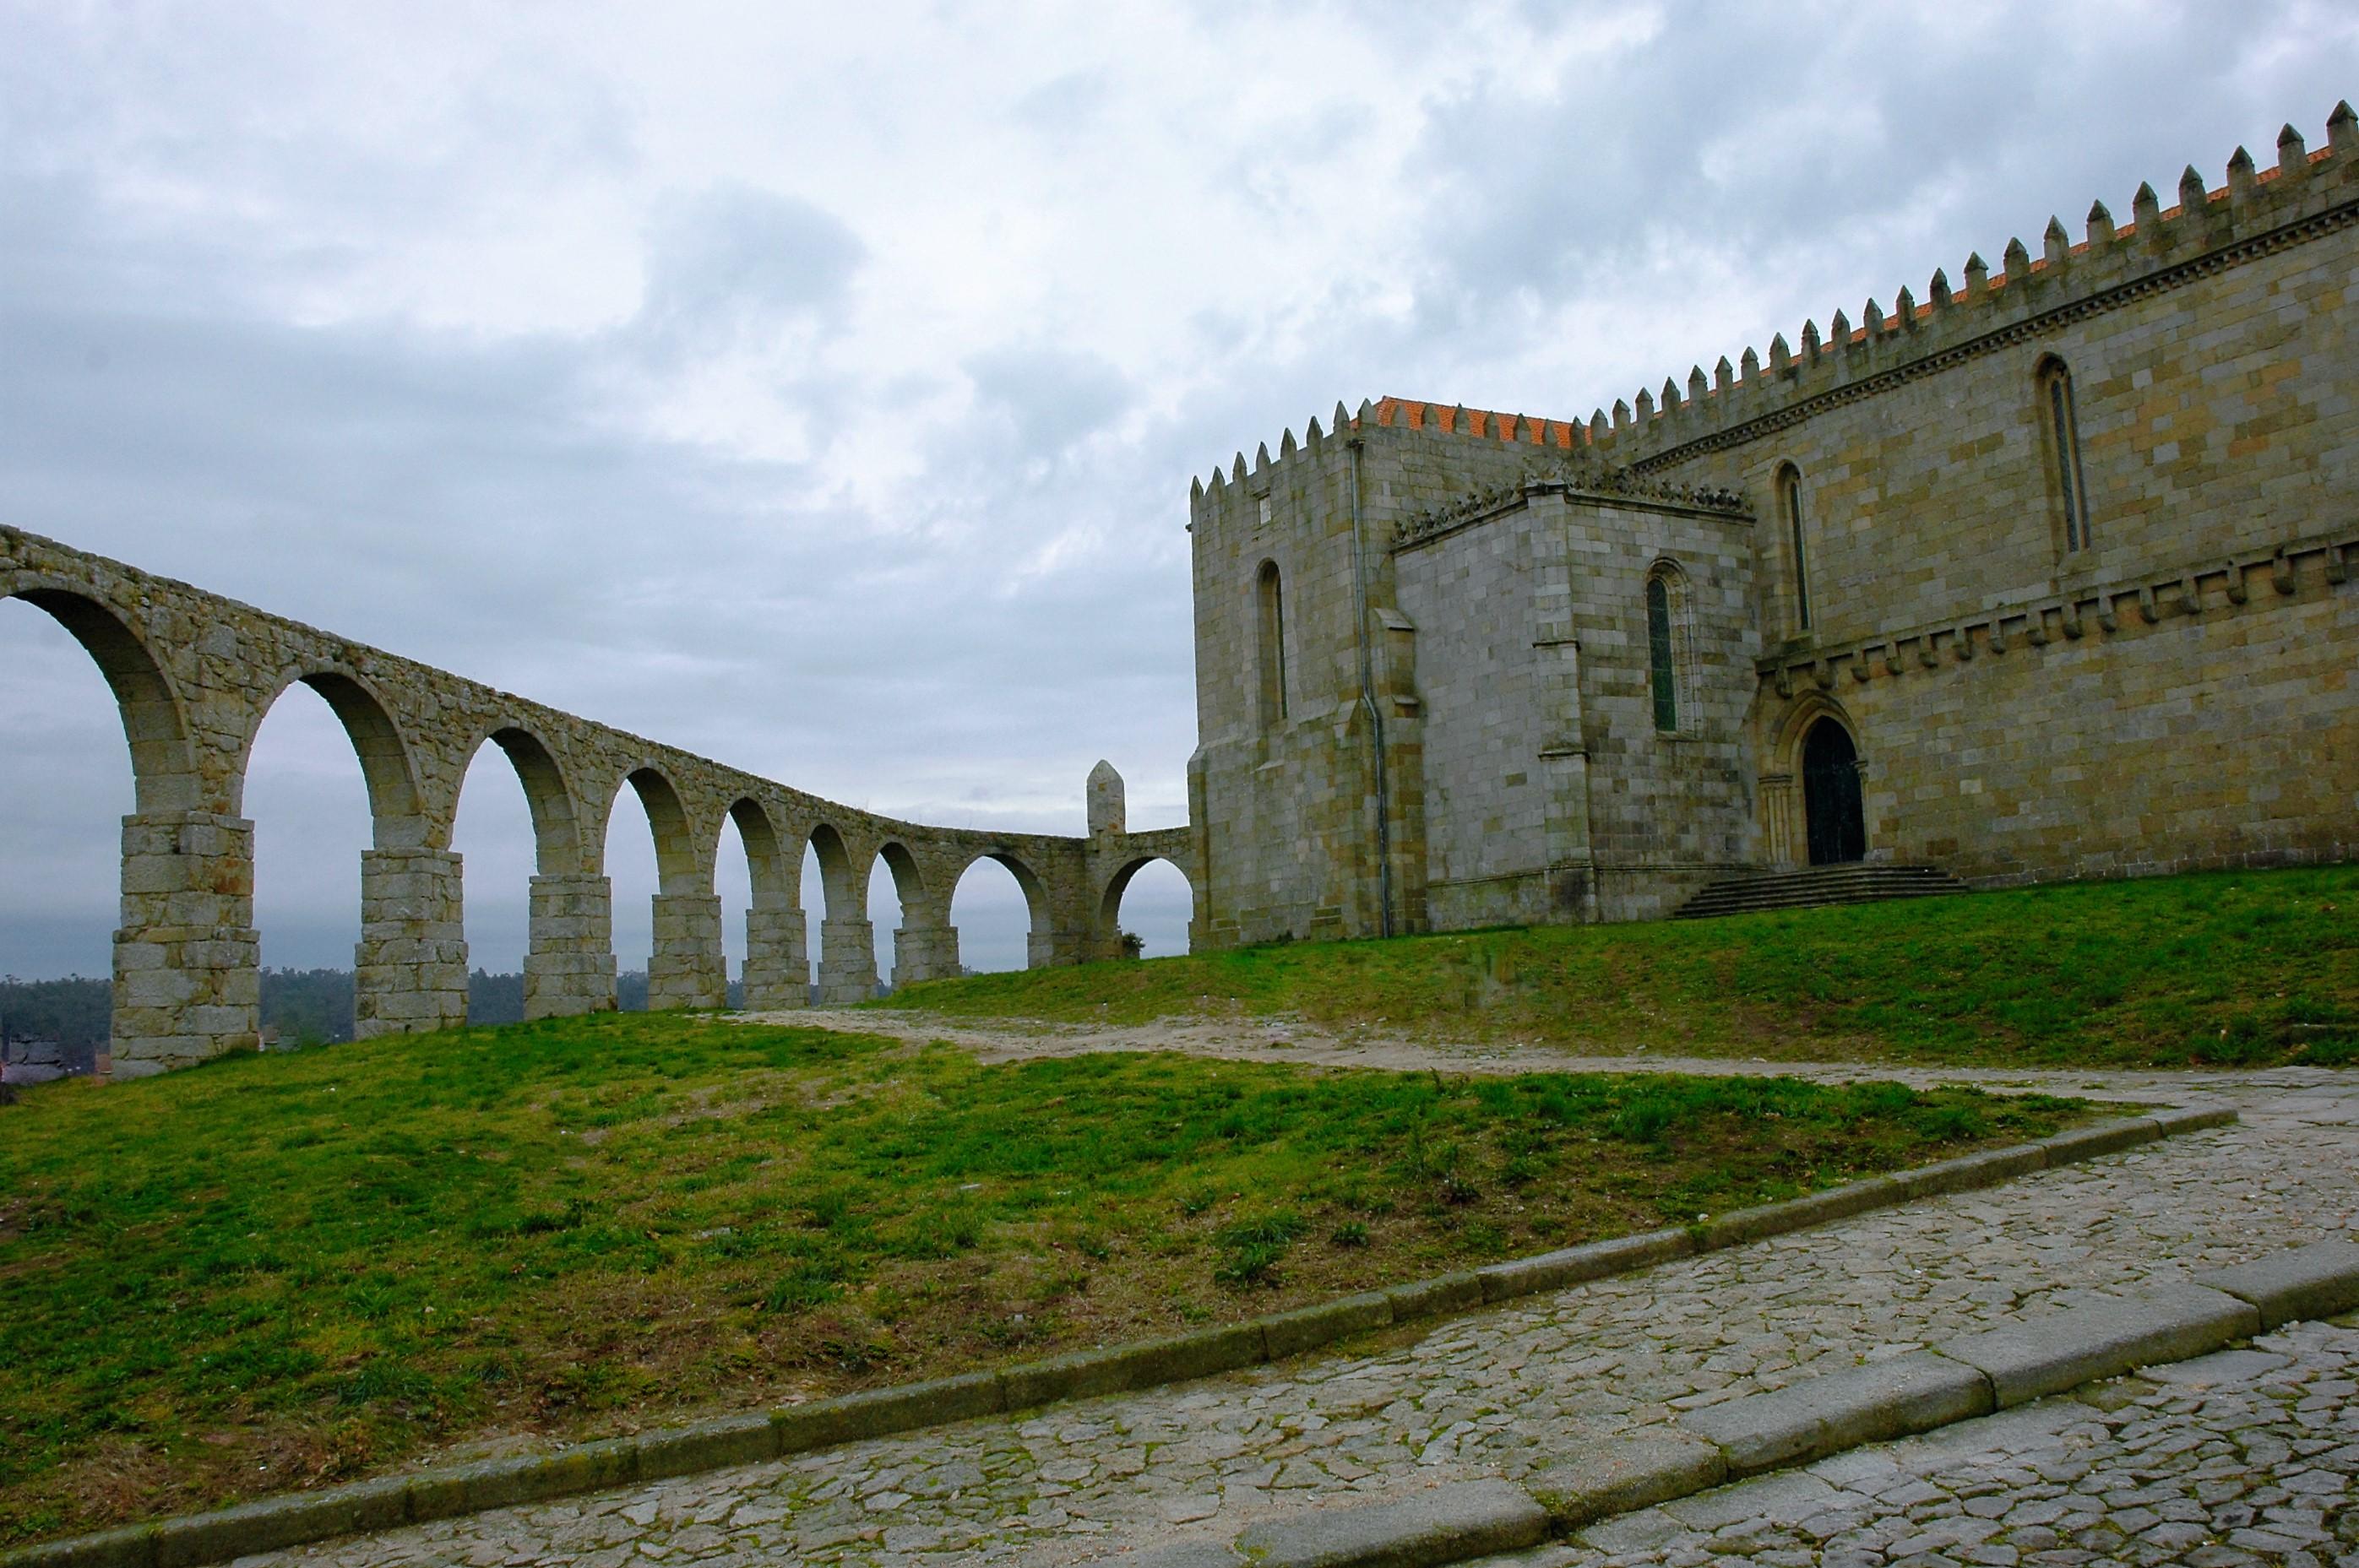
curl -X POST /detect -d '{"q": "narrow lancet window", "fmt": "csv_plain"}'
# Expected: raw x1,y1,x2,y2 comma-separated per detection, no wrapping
1255,561,1287,731
2041,359,2092,552
1780,464,1812,632
1647,574,1679,733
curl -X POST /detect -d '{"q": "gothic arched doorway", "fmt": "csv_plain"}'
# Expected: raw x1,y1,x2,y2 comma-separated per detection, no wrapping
1802,719,1866,865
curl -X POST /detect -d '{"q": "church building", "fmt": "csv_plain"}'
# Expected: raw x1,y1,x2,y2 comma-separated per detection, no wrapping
1181,109,2359,943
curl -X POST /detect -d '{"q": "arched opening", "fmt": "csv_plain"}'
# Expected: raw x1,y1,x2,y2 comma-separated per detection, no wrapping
727,799,800,1008
243,681,394,1043
804,823,862,1004
1801,719,1866,866
870,842,925,990
450,739,540,1025
1098,857,1193,959
2037,355,2092,553
1256,560,1288,731
603,780,662,1010
715,811,752,1006
0,593,169,1074
804,823,856,922
603,767,707,1012
1777,463,1812,634
486,727,581,878
6,588,195,812
1644,562,1691,735
948,853,1048,973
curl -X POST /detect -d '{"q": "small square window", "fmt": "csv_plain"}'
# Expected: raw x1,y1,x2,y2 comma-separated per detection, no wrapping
1257,497,1273,526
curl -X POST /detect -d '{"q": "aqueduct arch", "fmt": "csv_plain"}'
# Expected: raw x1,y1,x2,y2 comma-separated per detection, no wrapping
1,525,1194,1073
601,766,726,1012
724,798,806,1010
1093,854,1195,962
6,584,198,812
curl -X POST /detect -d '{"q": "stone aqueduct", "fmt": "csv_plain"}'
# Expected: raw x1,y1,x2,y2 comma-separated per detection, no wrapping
2,526,1199,1077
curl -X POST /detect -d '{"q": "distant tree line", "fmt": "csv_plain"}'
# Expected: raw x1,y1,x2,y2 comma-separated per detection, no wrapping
0,968,744,1049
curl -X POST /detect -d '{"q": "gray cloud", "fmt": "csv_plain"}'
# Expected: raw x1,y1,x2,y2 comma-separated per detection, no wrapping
633,185,867,355
965,344,1135,454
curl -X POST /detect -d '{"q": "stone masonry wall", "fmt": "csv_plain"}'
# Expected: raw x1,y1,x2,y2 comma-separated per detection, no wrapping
1628,114,2359,885
1188,410,1570,944
1395,491,1760,928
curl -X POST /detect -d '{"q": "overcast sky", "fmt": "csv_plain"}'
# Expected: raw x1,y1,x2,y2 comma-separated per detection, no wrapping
3,1,2356,988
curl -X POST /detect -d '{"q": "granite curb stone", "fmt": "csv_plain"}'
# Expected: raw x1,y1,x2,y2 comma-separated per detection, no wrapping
2025,1116,2161,1164
1889,1143,2047,1198
1261,1292,1395,1361
1692,1178,1905,1250
2194,1235,2359,1327
1476,1229,1693,1302
2144,1104,2238,1135
1525,1433,1728,1527
631,1413,776,1481
999,1321,1266,1408
772,1370,1004,1453
1930,1280,2262,1407
1677,1349,1992,1474
1382,1271,1485,1319
149,1482,415,1568
0,1108,2232,1568
1229,1480,1550,1568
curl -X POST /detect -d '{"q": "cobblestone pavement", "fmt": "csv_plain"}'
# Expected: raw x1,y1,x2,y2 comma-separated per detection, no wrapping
255,1061,2359,1568
1529,1317,2359,1568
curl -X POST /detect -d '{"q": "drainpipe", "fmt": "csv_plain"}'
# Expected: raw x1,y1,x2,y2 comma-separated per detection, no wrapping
1345,428,1394,938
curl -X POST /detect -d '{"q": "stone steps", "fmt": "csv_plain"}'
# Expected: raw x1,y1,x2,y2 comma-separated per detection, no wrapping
1673,864,1968,920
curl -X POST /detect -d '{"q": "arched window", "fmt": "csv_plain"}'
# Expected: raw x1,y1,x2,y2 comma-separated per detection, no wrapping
1778,464,1812,632
1255,561,1287,731
1645,567,1683,733
2039,357,2091,553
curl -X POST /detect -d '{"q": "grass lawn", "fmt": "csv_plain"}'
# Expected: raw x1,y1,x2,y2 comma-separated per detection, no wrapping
886,864,2359,1070
0,1014,2094,1543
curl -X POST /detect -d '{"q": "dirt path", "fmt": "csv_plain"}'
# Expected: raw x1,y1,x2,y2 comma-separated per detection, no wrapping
741,1006,2345,1107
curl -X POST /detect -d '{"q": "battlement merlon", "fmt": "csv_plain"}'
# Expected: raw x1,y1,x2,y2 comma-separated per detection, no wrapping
1601,103,2359,472
1187,395,1640,548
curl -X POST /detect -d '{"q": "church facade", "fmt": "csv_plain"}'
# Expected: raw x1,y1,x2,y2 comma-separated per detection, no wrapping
1181,108,2359,945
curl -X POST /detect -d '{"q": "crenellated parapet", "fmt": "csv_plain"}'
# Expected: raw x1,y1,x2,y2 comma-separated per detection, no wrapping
1193,106,2359,503
1596,105,2359,473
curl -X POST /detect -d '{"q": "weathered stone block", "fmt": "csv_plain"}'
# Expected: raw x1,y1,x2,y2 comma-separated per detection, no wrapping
1528,1430,1727,1526
1231,1480,1549,1568
1681,1350,1992,1475
2196,1238,2359,1329
1933,1283,2261,1408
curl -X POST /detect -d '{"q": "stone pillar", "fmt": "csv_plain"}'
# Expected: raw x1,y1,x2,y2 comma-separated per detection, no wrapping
1029,928,1093,968
891,921,960,988
1540,744,1599,923
354,848,468,1038
525,873,617,1018
111,811,260,1077
741,903,807,1009
1759,773,1797,869
814,916,878,1004
646,893,727,1010
1087,760,1126,836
